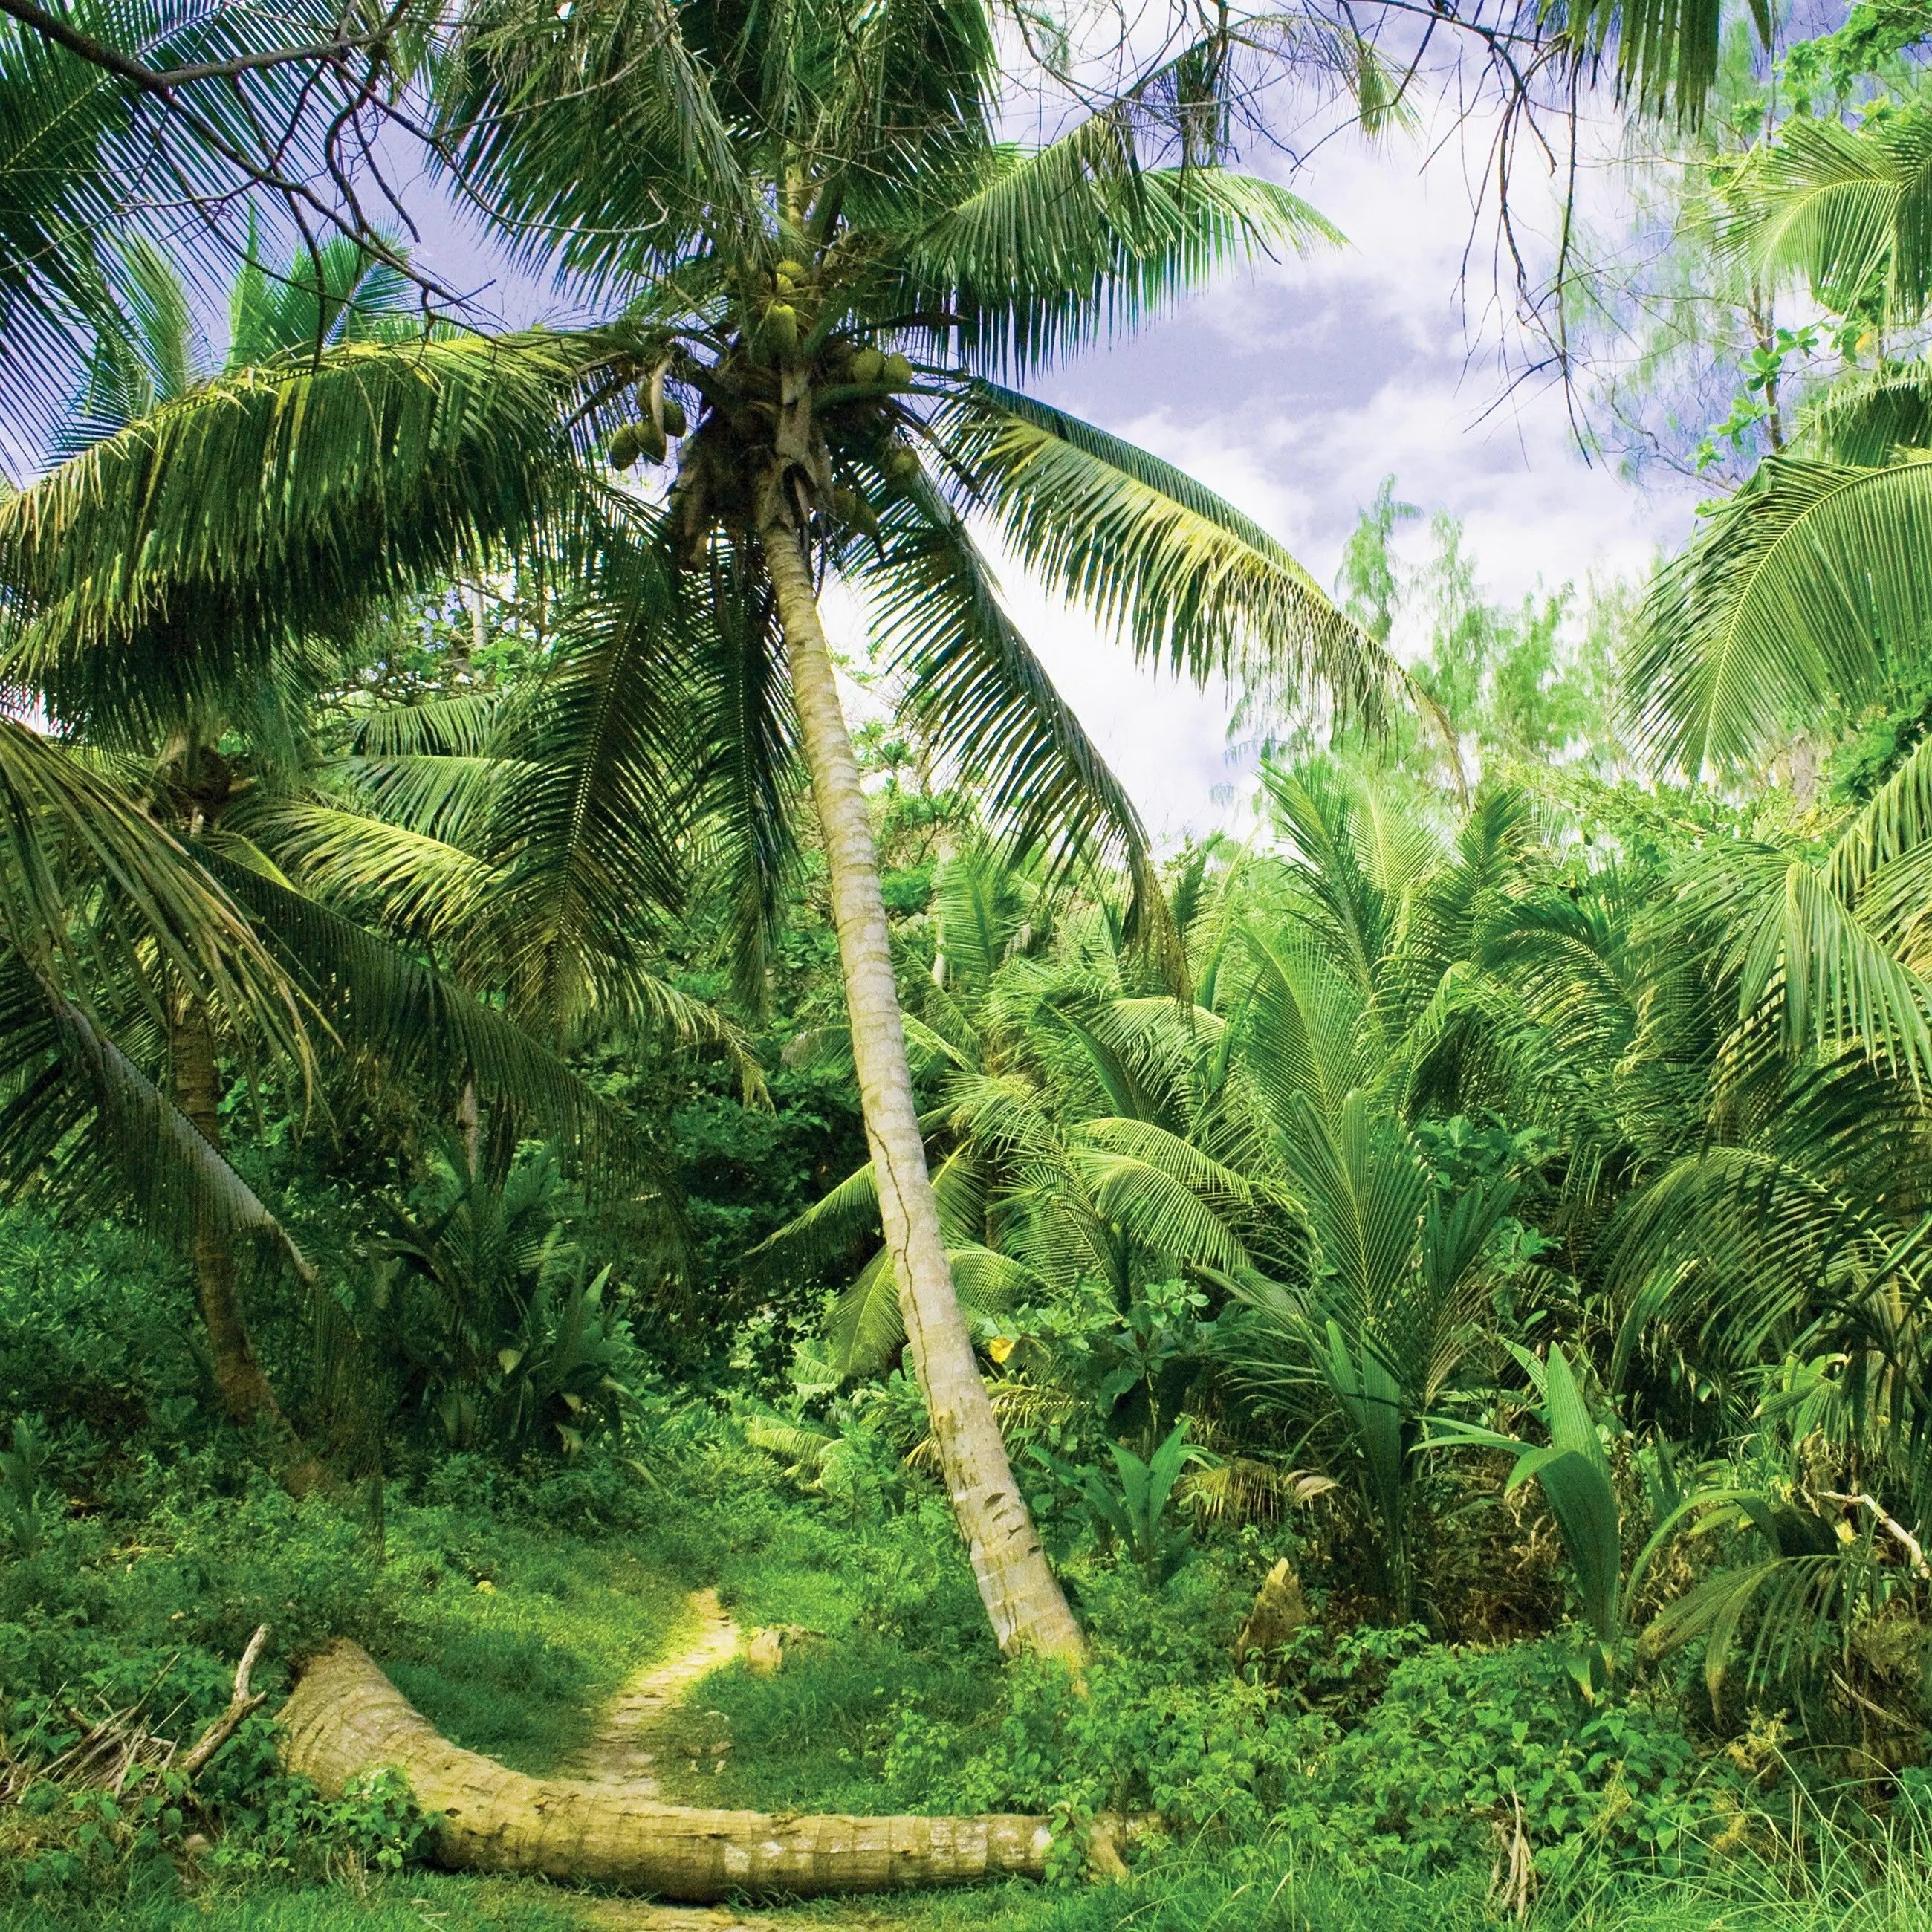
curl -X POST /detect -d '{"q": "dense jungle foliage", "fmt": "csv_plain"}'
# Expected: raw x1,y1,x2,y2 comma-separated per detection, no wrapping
9,0,1932,1928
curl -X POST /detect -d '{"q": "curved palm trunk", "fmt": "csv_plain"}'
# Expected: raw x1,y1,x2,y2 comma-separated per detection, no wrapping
282,1638,1057,1896
169,995,288,1433
762,521,1086,1667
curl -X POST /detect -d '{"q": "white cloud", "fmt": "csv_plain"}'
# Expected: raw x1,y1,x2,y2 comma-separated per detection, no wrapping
986,92,1705,840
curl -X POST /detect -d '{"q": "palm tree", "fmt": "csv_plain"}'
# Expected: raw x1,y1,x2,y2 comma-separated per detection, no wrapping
26,231,420,1435
1627,103,1932,774
424,0,1417,1662
0,244,683,1448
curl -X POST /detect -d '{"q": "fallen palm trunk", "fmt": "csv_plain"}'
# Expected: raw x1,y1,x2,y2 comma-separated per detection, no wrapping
279,1641,1054,1899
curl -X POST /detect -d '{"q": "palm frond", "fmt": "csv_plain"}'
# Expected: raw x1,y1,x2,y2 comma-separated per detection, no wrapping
484,523,699,1034
1558,0,1757,124
242,803,497,946
944,383,1390,722
435,0,751,287
205,855,660,1188
1067,1117,1254,1274
0,716,306,1064
895,114,1340,371
1803,360,1932,466
0,330,601,739
1625,453,1932,773
861,473,1181,982
1725,108,1932,320
1683,843,1932,1090
0,959,314,1286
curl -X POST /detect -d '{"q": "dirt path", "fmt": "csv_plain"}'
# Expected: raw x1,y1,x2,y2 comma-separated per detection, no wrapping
562,1586,742,1792
547,1598,878,1928
563,1905,886,1932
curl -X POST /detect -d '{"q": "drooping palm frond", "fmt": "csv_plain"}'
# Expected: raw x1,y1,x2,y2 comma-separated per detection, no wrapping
0,716,305,1060
829,1239,1040,1379
314,753,522,852
0,956,315,1286
0,329,604,738
944,383,1390,722
757,1145,1006,1377
892,111,1341,373
1679,840,1932,1092
747,1152,886,1286
204,855,661,1189
1067,1116,1254,1275
235,803,498,947
1604,1125,1923,1386
1031,995,1167,1125
1644,1543,1895,1708
1803,360,1932,467
681,539,805,1016
434,0,753,285
741,1410,841,1478
482,527,696,1036
1181,1453,1335,1526
1626,453,1932,774
1558,0,1759,125
0,0,435,450
859,479,1180,982
346,691,515,759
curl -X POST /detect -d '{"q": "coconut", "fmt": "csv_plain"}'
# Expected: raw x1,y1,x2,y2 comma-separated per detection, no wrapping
637,419,668,464
763,302,800,357
849,346,885,383
881,352,915,389
659,395,687,438
607,423,644,469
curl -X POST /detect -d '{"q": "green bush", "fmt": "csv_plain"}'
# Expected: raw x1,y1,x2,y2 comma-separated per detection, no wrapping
1278,1637,1754,1878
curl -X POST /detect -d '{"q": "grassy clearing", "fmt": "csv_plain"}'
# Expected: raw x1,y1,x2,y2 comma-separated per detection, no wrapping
379,1524,693,1774
4,1398,1924,1932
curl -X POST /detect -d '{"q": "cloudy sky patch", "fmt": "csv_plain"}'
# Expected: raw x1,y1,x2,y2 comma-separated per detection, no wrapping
976,88,1707,838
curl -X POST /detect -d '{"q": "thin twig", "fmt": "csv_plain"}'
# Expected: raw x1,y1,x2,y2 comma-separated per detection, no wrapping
178,1624,271,1780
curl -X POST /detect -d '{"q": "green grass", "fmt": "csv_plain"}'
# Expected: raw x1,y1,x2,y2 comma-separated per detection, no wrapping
23,1843,1932,1932
652,1633,978,1813
0,1873,587,1932
377,1525,693,1774
4,1418,1925,1932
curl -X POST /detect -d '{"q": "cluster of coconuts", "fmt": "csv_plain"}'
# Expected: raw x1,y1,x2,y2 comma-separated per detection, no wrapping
759,256,814,357
832,343,916,391
607,382,687,472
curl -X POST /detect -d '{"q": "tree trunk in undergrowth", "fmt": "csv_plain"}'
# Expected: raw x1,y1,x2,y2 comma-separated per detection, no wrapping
760,516,1086,1669
169,996,287,1431
280,1640,1054,1897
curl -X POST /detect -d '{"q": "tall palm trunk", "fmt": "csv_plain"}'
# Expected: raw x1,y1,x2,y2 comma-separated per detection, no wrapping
169,993,288,1432
762,518,1086,1667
